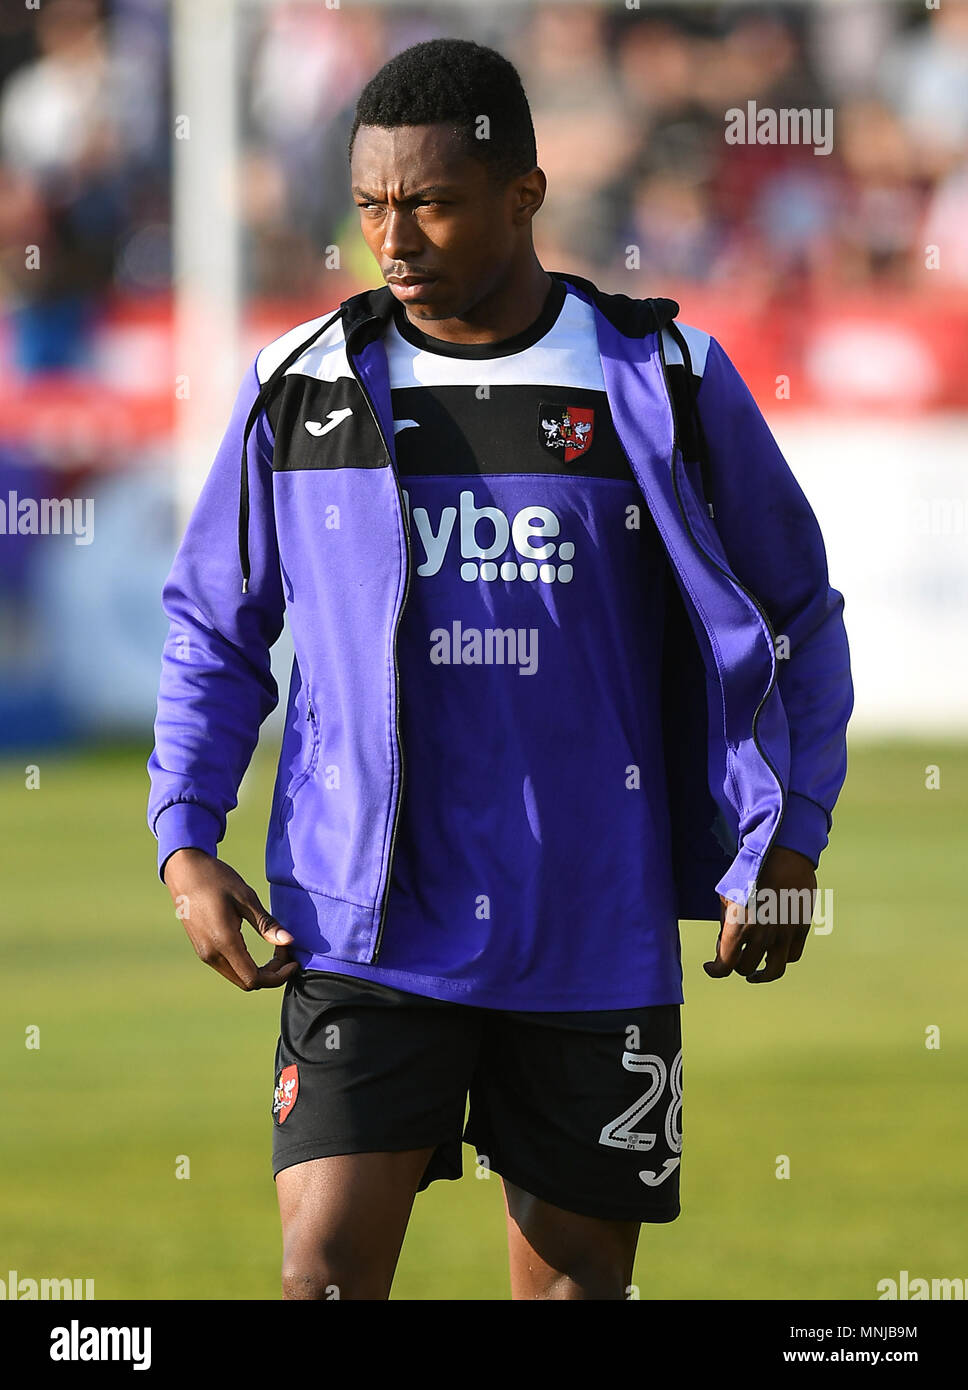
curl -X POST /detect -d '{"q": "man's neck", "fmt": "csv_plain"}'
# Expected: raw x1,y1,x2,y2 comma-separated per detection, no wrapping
402,263,553,346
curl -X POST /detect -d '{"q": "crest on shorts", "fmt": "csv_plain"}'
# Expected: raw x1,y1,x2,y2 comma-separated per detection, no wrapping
272,1063,299,1124
539,403,595,464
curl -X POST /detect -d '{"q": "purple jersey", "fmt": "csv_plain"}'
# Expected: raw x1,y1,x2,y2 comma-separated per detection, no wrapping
148,272,853,992
326,282,683,1008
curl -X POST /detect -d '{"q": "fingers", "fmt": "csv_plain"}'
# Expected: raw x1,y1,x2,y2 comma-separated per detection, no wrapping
188,895,294,990
705,895,813,984
232,901,299,988
786,923,811,964
746,892,814,981
236,888,294,947
703,898,747,977
733,925,772,978
192,938,259,991
251,945,301,990
172,857,298,991
196,937,298,992
746,933,789,984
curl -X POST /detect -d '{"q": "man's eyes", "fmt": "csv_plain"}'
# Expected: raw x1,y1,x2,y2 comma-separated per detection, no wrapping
355,200,445,210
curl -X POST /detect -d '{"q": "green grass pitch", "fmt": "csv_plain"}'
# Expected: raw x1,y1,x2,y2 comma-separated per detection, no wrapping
1,737,964,1299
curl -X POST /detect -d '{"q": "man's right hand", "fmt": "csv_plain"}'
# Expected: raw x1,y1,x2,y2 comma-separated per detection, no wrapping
163,848,300,991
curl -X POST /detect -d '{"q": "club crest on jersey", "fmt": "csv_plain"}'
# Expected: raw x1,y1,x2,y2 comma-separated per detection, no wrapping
539,403,594,463
272,1064,299,1124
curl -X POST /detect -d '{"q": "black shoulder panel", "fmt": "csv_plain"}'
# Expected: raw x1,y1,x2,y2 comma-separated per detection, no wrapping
342,283,396,350
547,269,679,339
664,364,704,464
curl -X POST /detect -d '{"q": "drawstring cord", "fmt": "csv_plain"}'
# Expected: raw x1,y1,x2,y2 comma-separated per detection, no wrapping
238,309,343,593
665,319,714,519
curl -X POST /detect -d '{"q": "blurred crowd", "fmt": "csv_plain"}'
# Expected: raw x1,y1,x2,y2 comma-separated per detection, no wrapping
1,0,968,374
1,0,965,746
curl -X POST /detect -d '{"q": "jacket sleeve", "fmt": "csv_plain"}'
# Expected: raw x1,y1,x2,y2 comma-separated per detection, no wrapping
146,355,285,881
694,335,854,869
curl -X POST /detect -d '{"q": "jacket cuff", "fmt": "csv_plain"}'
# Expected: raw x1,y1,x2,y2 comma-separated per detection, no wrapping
154,801,223,882
775,792,831,870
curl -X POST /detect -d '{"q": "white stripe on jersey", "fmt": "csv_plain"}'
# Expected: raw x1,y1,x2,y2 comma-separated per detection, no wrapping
660,322,710,376
385,290,606,391
254,291,712,390
255,309,348,386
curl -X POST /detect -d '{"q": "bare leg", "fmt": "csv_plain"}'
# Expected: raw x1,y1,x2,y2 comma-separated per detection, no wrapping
276,1147,437,1300
502,1177,640,1300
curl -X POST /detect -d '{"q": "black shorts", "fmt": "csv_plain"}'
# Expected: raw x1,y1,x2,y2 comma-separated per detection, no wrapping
271,969,683,1223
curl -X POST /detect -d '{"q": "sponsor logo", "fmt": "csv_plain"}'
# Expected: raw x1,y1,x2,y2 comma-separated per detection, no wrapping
402,488,575,584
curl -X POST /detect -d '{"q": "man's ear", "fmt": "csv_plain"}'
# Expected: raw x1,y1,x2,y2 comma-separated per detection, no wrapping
511,166,547,223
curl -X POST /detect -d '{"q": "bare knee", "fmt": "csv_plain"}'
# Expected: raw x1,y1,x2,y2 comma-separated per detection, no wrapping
275,1149,436,1300
529,1263,629,1300
281,1261,344,1301
505,1183,639,1301
281,1239,393,1301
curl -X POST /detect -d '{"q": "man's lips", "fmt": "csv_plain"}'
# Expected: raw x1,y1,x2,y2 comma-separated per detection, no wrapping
386,274,439,303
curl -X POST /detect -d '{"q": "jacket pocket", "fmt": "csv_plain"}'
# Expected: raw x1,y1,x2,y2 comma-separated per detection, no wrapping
273,695,320,836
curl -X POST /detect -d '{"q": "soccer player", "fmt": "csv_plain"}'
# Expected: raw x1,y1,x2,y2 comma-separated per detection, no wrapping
148,38,853,1300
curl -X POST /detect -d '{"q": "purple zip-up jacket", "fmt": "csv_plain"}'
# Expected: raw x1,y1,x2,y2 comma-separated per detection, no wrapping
147,270,853,970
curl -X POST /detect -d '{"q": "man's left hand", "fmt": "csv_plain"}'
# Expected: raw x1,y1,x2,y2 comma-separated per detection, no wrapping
703,845,817,984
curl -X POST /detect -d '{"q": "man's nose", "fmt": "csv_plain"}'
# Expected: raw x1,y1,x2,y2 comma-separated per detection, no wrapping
381,208,423,261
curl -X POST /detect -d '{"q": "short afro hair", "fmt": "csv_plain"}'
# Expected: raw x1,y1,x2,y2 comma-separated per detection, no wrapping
348,38,537,186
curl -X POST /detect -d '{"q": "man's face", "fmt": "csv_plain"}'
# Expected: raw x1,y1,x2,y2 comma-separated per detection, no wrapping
350,123,542,322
